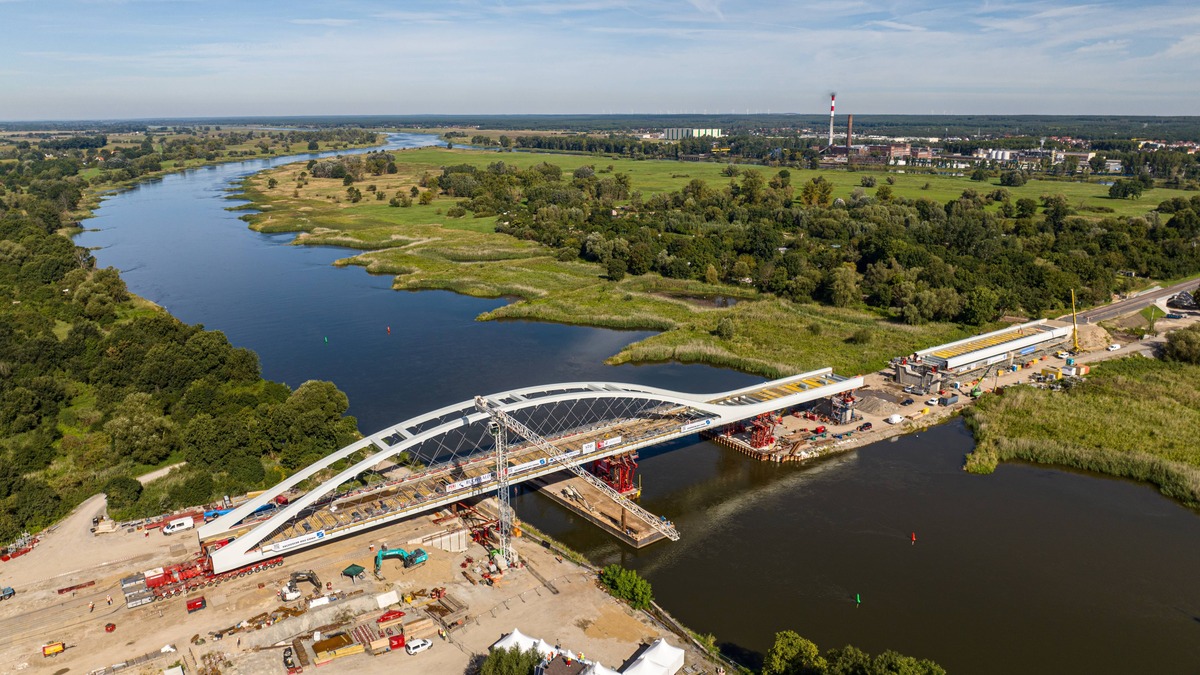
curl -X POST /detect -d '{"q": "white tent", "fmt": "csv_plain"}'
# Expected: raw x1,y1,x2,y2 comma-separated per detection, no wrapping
621,639,685,675
583,663,622,675
490,629,556,658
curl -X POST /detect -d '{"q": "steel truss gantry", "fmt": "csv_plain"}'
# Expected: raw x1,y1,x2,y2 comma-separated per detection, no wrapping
475,395,679,564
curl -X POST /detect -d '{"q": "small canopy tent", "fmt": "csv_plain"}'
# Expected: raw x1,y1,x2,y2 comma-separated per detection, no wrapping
491,628,555,658
342,564,365,581
621,639,685,675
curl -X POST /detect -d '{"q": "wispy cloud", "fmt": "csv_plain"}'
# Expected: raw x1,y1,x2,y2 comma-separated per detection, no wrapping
867,19,926,32
1073,39,1129,54
1,0,1198,118
289,18,357,27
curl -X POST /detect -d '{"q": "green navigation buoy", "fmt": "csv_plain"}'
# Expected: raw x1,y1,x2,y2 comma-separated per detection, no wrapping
855,593,861,607
324,336,328,344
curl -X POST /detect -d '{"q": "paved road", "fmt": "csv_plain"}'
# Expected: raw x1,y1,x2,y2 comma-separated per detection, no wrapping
1075,278,1198,324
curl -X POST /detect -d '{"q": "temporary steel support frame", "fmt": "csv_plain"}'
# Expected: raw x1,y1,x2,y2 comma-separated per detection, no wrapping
474,396,680,543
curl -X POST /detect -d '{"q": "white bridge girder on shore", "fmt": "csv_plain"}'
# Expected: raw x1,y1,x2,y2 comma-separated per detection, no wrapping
201,368,861,573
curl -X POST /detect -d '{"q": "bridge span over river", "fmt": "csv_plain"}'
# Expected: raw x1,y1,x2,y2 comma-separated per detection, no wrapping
200,368,862,573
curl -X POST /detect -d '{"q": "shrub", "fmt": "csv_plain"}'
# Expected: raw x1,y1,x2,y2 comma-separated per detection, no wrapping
606,258,627,281
599,564,653,610
714,317,735,339
104,476,143,510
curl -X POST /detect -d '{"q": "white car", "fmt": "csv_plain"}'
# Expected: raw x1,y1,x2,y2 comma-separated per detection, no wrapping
925,398,939,407
1107,344,1121,351
405,638,433,655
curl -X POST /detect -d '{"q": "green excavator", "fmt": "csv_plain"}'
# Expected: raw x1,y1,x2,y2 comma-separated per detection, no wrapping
373,547,428,578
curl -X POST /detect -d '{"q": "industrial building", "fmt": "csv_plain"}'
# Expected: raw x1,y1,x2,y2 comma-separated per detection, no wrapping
661,128,723,140
892,320,1072,393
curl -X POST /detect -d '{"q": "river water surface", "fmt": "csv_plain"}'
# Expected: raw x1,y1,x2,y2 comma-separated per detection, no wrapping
77,134,1200,674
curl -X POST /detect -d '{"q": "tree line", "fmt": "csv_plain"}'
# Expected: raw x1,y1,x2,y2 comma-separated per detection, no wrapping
1,128,380,187
419,160,1200,323
0,155,360,543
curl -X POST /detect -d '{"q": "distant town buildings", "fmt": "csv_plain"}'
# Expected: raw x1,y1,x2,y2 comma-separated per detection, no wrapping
662,128,723,140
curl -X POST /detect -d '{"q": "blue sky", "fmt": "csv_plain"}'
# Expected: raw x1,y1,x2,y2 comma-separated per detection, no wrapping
2,0,1199,120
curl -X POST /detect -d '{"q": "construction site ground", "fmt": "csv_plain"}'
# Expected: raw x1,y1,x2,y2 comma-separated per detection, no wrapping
0,492,720,675
729,316,1192,462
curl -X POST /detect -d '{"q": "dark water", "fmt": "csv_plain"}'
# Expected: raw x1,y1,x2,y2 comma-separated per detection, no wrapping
80,136,1200,674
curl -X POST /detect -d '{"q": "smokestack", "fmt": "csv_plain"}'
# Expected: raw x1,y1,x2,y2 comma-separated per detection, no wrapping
847,114,854,151
828,93,836,148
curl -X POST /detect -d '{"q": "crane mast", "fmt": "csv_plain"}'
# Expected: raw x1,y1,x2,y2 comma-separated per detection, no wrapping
473,396,680,555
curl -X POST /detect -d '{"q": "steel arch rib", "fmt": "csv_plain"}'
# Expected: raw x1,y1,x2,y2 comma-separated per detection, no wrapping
204,369,858,572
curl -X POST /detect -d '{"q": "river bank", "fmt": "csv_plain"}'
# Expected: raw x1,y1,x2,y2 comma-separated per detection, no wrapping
965,354,1200,507
67,131,388,229
234,152,972,378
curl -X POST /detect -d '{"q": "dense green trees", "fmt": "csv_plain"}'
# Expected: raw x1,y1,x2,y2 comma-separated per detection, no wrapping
480,158,1196,324
763,631,944,675
0,128,378,188
0,161,360,542
479,646,543,675
1163,324,1200,363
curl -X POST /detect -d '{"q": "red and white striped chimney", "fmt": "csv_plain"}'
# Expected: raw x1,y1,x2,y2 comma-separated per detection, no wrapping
828,93,836,148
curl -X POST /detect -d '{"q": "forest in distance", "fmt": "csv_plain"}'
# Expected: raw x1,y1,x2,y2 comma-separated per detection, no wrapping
6,113,1200,141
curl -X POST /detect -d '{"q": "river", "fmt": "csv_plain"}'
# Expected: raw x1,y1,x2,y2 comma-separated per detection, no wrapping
77,134,1200,674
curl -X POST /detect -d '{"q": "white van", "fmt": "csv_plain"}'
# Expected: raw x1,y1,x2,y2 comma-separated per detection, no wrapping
162,517,195,535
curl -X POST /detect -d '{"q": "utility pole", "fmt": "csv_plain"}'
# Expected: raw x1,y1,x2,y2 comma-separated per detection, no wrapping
1071,289,1080,353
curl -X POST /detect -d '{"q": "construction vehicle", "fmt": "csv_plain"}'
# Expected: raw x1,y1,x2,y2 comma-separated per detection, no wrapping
121,555,284,608
279,570,322,602
374,547,428,577
42,641,67,657
0,586,14,601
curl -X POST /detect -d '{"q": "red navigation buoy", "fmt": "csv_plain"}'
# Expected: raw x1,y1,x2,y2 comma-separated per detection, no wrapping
387,326,391,334
911,531,917,545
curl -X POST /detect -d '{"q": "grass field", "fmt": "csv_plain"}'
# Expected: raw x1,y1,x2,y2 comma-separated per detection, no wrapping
263,143,1189,215
964,357,1200,506
237,153,979,376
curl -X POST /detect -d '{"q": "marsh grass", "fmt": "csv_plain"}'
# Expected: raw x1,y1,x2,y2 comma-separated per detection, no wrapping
965,357,1200,506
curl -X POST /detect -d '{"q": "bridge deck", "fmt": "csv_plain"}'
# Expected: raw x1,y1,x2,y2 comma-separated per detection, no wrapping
205,370,866,573
256,409,691,549
708,373,844,405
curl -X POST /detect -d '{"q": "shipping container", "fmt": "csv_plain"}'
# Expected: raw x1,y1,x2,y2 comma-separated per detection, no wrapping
938,394,959,406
